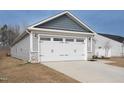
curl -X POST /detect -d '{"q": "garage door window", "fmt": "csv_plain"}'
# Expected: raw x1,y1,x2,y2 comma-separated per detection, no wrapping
76,39,84,42
53,38,63,41
65,39,74,42
40,38,50,41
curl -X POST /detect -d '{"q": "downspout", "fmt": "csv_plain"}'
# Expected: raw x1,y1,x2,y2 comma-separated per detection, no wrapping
85,37,88,60
26,30,32,62
91,34,95,53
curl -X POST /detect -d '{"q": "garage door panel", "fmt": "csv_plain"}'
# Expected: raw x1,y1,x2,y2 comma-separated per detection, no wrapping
40,41,53,56
39,38,85,62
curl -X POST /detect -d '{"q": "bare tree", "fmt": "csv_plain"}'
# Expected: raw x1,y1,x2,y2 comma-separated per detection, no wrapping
0,24,8,46
0,24,20,47
104,41,111,57
21,21,28,32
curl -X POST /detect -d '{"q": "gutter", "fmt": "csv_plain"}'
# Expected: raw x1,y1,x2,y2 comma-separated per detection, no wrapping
28,27,95,36
26,29,31,34
11,30,30,47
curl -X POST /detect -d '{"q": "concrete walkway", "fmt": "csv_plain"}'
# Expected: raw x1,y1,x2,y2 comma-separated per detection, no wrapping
42,60,124,83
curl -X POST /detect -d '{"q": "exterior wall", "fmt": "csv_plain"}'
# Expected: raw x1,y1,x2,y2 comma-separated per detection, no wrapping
35,15,91,33
88,52,93,59
31,30,93,62
111,43,123,56
94,34,123,57
11,35,30,61
11,30,93,63
87,37,94,59
32,33,38,51
87,37,91,51
30,33,39,63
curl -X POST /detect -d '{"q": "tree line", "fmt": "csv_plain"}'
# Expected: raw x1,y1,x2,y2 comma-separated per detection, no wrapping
0,24,20,47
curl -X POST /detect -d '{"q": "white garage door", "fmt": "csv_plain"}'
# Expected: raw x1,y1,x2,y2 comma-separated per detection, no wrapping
39,37,85,62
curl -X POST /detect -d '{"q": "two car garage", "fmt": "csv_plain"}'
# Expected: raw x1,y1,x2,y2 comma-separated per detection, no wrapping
11,11,94,63
39,36,86,62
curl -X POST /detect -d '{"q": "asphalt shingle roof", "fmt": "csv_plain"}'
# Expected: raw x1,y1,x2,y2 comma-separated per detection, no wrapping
98,33,124,43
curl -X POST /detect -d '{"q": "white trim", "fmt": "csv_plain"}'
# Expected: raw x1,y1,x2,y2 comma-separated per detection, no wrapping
38,34,87,38
29,11,69,28
66,12,96,34
29,32,33,62
12,11,95,46
30,33,87,53
11,31,28,46
91,37,93,52
25,30,32,62
29,28,94,36
28,11,96,34
84,37,88,60
37,34,40,63
30,32,33,52
87,37,93,53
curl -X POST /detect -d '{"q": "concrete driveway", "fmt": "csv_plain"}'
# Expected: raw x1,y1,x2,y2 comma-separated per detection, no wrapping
42,60,124,83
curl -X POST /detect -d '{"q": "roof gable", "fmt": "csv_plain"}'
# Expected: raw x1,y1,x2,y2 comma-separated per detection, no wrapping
29,11,95,33
98,33,124,43
34,14,91,33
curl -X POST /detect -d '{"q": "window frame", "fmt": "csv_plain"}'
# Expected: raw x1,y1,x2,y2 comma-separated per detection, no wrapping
65,38,74,42
40,37,51,41
76,38,84,42
53,38,63,41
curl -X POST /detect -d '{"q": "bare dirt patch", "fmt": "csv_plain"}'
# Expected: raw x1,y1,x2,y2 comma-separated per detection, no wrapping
0,57,79,83
105,57,124,67
0,48,9,57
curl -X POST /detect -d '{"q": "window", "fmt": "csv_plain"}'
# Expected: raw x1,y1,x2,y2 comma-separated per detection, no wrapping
53,38,63,41
40,38,50,41
76,39,84,42
65,38,74,42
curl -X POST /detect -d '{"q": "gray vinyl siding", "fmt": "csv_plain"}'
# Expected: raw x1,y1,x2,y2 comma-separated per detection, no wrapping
35,15,92,33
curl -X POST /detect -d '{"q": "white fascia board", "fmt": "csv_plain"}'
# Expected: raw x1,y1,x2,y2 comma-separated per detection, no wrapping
28,28,94,36
37,34,40,62
29,11,69,28
11,31,28,46
67,12,96,34
30,31,33,52
84,37,88,60
28,11,96,34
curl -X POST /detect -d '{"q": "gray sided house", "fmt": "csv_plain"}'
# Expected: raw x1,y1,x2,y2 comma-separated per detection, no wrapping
11,11,95,63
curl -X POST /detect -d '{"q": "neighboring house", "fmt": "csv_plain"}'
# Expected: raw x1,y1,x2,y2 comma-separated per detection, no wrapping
94,33,124,57
11,11,95,63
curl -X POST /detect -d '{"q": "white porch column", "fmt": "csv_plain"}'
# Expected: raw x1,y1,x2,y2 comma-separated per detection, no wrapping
84,37,88,60
30,32,33,52
37,34,40,63
91,37,93,52
29,31,33,62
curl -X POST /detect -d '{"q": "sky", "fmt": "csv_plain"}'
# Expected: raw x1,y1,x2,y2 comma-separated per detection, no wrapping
0,10,124,36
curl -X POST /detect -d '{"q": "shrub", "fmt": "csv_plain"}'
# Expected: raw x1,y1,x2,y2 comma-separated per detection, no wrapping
92,55,98,59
